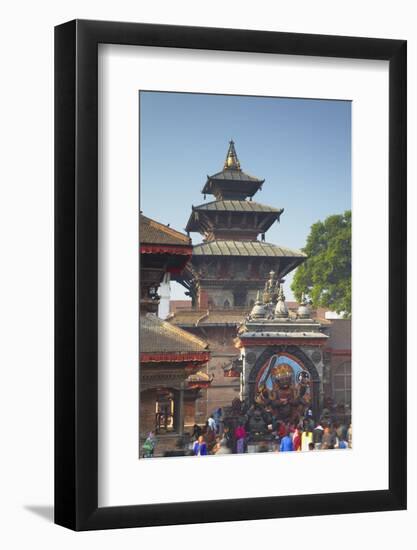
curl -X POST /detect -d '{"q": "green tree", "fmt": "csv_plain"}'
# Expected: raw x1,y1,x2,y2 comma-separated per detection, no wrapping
291,210,351,317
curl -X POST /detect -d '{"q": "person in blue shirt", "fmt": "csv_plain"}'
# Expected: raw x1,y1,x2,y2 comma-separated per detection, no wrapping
280,432,294,452
193,435,208,456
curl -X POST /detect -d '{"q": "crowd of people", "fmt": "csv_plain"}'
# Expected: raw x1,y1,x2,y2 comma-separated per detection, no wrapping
189,412,352,456
142,407,352,458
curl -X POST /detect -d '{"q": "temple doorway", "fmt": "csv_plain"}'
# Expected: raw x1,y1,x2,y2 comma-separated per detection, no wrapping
140,387,187,436
155,389,175,433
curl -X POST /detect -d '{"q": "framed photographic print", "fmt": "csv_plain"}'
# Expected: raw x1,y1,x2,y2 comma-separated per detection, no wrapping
55,20,406,530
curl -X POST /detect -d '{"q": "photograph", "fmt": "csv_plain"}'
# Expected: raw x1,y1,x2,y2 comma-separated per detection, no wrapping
0,0,409,541
139,91,352,458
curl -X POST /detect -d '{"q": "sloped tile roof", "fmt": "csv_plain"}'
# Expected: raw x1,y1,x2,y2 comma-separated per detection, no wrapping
203,311,247,325
166,311,207,325
140,313,208,354
192,240,307,258
208,168,264,183
140,214,190,246
168,309,247,327
192,200,282,213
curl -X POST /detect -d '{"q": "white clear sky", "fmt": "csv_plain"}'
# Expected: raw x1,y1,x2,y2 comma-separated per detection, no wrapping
140,92,351,300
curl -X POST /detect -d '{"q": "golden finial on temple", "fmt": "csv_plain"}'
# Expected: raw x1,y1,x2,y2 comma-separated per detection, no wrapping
224,139,241,170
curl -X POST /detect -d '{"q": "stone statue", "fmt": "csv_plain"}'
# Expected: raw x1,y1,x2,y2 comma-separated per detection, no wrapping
263,270,279,304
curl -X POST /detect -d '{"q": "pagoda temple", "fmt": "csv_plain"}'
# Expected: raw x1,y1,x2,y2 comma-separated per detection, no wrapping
178,140,307,309
169,141,307,418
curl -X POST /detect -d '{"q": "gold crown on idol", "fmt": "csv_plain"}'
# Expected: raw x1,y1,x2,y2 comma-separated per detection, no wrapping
271,363,293,379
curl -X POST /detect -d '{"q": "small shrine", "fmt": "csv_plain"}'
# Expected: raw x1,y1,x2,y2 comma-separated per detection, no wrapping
222,271,328,450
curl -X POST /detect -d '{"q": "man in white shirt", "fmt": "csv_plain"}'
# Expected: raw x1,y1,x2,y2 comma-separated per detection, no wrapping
207,415,216,431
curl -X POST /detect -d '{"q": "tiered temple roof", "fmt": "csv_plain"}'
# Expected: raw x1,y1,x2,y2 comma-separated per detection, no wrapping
190,199,281,213
174,140,307,310
184,140,304,251
192,240,306,259
201,140,265,200
185,199,283,236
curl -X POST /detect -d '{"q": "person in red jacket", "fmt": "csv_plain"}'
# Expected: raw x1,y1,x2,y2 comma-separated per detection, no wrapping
235,423,247,454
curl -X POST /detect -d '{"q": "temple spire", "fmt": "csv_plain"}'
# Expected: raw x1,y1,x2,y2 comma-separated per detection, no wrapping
224,140,241,171
297,292,311,319
200,138,265,200
275,285,289,319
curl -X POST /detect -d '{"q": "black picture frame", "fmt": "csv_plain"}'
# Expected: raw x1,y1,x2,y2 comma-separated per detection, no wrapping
55,19,407,531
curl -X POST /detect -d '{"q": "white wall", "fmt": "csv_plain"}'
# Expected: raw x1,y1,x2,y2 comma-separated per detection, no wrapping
0,1,415,548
